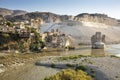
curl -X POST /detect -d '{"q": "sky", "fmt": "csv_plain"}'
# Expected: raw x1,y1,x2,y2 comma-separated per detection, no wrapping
0,0,120,19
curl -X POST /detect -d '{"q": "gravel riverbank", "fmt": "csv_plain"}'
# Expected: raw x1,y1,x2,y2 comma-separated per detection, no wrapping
0,45,120,80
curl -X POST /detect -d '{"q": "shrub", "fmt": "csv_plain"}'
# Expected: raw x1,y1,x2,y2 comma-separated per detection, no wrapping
110,55,116,57
65,46,75,50
91,73,95,78
51,63,55,68
75,65,87,71
66,63,74,67
44,69,93,80
90,68,95,73
2,33,9,38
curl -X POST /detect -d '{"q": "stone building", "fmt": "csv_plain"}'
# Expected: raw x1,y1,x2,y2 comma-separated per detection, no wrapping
42,29,71,48
91,32,105,49
30,18,43,28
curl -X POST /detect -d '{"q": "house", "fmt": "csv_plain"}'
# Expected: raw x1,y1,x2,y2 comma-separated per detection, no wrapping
0,26,14,33
42,29,72,48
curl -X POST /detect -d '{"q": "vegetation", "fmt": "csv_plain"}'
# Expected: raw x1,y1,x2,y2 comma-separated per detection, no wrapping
110,55,119,58
5,20,14,27
66,63,74,67
75,65,87,71
0,53,42,67
65,46,75,50
0,26,45,52
29,28,45,52
44,69,93,80
51,63,55,68
58,55,87,61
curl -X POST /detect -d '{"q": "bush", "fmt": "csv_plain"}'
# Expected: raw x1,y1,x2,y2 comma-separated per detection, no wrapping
2,33,9,38
75,65,87,71
65,46,75,50
91,73,95,78
66,63,74,67
90,68,95,73
44,69,93,80
51,63,55,68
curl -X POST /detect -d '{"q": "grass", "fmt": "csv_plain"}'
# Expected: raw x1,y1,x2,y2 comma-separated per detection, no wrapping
110,55,119,58
58,55,88,61
0,53,44,67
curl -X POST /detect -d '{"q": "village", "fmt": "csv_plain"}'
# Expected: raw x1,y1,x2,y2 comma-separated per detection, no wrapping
0,16,76,53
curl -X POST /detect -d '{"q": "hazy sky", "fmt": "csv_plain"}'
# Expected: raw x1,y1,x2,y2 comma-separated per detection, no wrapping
0,0,120,19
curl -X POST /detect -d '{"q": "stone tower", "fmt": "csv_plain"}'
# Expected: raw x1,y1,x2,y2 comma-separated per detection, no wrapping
91,32,105,49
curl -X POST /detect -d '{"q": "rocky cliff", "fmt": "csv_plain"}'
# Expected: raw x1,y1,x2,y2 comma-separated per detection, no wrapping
8,13,119,26
0,8,119,26
74,13,118,26
7,12,62,22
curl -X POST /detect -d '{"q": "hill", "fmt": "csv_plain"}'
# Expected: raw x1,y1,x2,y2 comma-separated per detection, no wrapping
74,13,118,26
0,7,119,26
0,8,27,17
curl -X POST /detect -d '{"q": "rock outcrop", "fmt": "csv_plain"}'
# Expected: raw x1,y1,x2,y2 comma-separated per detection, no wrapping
0,7,119,26
74,13,118,26
7,12,62,23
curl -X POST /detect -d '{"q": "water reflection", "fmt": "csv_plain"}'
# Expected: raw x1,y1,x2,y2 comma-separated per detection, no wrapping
91,49,106,56
41,47,106,57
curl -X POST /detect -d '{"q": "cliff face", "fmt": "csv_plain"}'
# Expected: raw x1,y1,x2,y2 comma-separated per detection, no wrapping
8,13,119,26
7,12,72,23
74,13,118,26
0,8,119,26
8,12,62,22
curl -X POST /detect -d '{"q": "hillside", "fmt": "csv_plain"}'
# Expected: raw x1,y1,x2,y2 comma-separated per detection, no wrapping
40,21,120,45
0,7,119,26
74,13,118,26
0,8,27,17
7,12,62,22
7,12,119,26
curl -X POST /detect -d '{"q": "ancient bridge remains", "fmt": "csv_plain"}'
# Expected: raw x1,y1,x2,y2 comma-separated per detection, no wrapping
91,32,105,49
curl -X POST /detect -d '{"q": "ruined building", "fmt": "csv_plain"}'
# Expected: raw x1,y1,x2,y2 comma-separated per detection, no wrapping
42,29,72,48
91,32,105,49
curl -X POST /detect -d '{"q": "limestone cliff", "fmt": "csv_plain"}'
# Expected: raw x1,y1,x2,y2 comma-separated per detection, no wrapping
74,13,118,26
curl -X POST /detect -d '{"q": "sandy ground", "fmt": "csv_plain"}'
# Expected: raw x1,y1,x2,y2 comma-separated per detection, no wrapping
39,56,120,80
0,49,90,80
0,62,59,80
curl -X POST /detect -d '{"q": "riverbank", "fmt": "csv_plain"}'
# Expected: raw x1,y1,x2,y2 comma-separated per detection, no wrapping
0,54,119,80
38,55,120,80
0,44,120,80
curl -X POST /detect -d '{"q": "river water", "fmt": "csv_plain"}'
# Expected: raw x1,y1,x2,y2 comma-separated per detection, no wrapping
105,44,120,57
